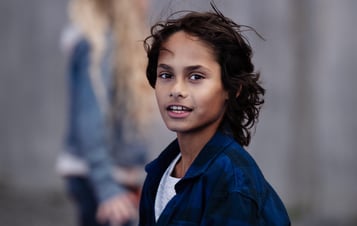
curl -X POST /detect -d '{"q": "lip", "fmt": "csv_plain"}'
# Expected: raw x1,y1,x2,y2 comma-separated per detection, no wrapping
166,104,192,118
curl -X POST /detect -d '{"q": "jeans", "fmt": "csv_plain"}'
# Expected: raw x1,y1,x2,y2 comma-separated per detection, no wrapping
66,177,108,226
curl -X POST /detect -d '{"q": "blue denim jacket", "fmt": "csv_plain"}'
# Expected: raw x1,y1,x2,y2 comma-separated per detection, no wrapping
139,131,290,225
65,37,147,202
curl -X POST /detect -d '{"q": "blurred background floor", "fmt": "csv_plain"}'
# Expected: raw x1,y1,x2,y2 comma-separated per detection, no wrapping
0,186,75,226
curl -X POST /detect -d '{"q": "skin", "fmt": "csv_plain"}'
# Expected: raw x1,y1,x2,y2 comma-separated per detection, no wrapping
97,192,138,226
155,31,228,178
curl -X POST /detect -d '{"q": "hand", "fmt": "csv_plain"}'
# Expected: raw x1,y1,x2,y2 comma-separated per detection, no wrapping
96,192,138,226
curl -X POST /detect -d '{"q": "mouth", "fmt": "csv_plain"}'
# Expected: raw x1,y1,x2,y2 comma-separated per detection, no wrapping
166,105,193,113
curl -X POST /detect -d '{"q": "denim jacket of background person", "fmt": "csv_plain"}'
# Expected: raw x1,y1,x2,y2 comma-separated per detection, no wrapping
139,131,291,226
64,35,147,203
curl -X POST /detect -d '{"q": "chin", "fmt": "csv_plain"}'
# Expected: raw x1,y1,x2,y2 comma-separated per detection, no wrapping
165,126,181,133
164,124,187,133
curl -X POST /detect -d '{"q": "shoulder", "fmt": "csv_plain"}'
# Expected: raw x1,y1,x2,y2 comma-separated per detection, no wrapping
205,138,267,202
202,133,291,223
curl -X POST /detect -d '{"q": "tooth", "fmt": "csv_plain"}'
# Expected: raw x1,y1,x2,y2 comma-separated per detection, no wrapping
169,105,188,111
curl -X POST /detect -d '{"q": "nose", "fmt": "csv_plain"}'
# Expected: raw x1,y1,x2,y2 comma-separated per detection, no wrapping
170,79,187,98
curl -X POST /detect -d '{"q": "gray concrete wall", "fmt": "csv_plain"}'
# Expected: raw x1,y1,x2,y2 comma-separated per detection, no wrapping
0,0,68,190
1,0,356,225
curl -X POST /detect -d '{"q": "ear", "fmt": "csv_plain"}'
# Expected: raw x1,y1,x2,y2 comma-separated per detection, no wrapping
236,84,242,98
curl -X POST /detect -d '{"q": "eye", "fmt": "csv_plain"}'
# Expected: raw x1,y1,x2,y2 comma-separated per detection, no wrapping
158,72,172,79
189,73,204,81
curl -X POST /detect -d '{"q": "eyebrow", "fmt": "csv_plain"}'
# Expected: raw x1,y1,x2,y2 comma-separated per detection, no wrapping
157,64,208,73
159,47,174,55
157,63,173,71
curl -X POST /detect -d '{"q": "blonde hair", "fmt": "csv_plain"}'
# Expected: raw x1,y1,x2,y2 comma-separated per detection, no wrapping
68,0,154,140
111,0,155,139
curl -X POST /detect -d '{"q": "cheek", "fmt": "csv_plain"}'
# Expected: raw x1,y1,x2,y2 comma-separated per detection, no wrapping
154,89,161,104
194,92,224,114
197,86,227,104
155,87,166,108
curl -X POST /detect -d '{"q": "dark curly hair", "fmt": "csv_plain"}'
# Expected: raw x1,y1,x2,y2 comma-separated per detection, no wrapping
143,3,265,146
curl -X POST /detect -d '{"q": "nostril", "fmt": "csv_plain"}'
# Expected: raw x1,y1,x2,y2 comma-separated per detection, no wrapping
169,90,187,98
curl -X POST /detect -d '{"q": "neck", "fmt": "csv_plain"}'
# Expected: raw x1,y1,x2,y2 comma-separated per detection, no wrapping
173,128,217,178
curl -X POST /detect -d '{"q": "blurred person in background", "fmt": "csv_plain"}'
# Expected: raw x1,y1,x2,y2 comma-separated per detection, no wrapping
56,0,154,225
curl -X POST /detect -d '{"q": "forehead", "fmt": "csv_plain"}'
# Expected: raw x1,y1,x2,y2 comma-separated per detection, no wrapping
159,31,216,61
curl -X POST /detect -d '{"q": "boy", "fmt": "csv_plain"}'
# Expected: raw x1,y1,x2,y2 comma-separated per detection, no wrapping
139,4,291,226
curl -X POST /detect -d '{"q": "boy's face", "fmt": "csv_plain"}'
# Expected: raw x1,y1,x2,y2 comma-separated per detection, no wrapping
155,31,228,137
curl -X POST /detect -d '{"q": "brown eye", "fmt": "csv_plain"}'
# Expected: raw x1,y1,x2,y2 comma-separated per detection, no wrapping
189,73,204,80
158,72,172,79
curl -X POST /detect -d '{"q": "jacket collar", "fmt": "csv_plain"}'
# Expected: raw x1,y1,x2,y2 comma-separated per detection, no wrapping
146,131,234,181
179,131,234,181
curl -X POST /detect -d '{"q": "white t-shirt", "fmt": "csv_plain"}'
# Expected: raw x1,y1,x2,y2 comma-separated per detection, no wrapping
154,154,181,221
